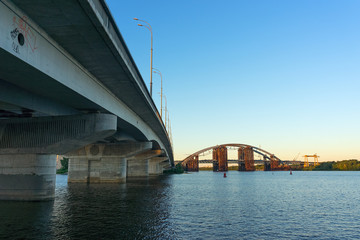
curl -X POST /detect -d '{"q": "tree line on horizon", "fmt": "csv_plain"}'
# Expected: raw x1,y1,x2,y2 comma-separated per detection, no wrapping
306,159,360,171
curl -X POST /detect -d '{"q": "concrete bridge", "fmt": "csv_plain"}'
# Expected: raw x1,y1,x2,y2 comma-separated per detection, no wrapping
181,144,283,171
0,0,173,200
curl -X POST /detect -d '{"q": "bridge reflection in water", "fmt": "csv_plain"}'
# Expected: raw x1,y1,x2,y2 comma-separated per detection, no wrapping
181,143,288,172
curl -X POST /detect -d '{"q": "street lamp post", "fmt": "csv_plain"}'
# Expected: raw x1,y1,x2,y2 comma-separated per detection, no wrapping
153,68,163,119
163,95,167,130
167,109,170,133
134,18,153,97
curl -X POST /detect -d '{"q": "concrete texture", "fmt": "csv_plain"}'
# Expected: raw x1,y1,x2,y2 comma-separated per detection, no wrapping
127,150,163,177
67,142,153,183
0,113,117,200
68,157,127,183
66,142,153,158
148,157,168,175
0,0,175,200
0,0,173,164
0,154,56,201
127,159,149,177
0,113,117,154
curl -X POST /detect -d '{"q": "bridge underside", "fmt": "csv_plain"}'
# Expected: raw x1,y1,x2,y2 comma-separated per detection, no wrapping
0,0,173,201
0,114,170,201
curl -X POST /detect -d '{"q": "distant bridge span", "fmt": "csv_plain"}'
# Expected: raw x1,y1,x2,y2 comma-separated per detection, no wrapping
181,143,282,171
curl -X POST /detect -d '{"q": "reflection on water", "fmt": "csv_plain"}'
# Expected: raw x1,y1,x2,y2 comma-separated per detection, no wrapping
0,200,54,239
53,175,174,239
1,171,360,239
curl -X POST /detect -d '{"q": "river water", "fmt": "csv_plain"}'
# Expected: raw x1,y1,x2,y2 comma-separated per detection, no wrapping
1,171,360,239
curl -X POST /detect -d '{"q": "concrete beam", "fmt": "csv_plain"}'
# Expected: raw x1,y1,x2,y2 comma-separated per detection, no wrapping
130,150,163,161
66,141,152,159
149,157,169,163
0,113,117,154
0,79,78,116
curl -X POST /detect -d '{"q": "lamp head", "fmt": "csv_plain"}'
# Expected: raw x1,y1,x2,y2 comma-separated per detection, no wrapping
133,18,139,20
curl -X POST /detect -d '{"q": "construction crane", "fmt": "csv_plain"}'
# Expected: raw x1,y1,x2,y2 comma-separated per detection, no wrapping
293,152,300,161
303,154,320,167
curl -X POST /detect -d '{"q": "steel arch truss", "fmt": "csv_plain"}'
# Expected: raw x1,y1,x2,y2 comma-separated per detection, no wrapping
181,143,282,171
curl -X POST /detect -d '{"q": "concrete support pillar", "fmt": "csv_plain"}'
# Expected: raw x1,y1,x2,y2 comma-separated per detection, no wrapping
67,142,154,182
148,157,168,175
0,154,56,201
127,150,163,177
213,146,228,172
212,148,218,171
160,161,171,170
217,146,228,172
244,146,255,171
270,154,279,170
186,155,199,172
127,159,149,177
68,157,127,183
0,113,117,201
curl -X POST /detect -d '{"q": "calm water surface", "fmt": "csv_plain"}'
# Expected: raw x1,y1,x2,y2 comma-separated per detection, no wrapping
1,171,360,239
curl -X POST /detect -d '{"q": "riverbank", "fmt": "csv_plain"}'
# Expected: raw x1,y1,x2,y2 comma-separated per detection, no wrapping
197,159,360,171
304,159,360,171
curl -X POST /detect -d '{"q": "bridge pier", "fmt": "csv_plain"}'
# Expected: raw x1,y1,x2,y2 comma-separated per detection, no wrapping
127,150,163,177
67,142,154,182
186,155,199,172
244,146,255,171
213,146,228,171
148,157,168,175
0,114,117,200
270,154,279,170
68,157,127,183
0,154,56,201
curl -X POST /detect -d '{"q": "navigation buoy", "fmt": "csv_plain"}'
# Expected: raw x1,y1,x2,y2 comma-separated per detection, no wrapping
290,170,292,175
224,173,227,178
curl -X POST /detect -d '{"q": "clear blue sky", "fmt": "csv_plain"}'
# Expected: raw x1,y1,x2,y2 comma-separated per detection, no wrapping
106,0,360,161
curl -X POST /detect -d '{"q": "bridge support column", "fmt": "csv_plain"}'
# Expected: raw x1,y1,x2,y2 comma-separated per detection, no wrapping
127,150,163,177
186,155,199,172
212,147,228,171
244,146,255,171
67,142,153,183
0,113,117,200
218,146,228,171
68,157,127,183
270,154,279,170
212,149,218,171
0,154,56,201
160,161,171,171
148,157,168,175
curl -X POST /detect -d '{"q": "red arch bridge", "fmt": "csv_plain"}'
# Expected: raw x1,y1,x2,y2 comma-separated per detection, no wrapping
181,144,286,172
